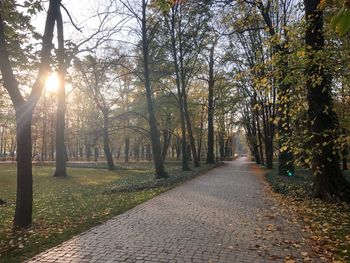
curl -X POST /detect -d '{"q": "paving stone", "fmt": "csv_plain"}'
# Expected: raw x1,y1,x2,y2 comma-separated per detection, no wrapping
26,159,323,263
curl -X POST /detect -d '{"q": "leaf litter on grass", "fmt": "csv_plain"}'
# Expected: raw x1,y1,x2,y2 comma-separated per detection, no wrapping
264,168,350,262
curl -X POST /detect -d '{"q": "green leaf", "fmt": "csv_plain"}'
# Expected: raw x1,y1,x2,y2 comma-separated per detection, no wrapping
156,0,172,12
332,7,350,35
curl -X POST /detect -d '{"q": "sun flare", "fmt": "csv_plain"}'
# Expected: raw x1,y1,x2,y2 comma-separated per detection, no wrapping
45,73,60,93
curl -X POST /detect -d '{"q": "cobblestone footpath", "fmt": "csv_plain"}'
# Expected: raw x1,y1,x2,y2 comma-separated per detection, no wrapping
27,158,321,263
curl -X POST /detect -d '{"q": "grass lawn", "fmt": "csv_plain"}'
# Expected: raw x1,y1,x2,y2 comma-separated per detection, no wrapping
266,167,350,262
0,162,218,262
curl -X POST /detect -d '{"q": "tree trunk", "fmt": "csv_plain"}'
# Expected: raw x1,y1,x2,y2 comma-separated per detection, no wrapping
175,137,181,160
41,102,47,162
183,96,200,167
94,147,99,162
0,0,59,229
50,117,55,161
146,144,151,162
224,137,231,157
141,145,145,159
102,110,114,170
161,128,171,162
197,107,205,161
10,138,16,161
85,140,91,161
265,135,273,169
256,0,294,175
167,10,190,171
176,4,200,168
257,119,264,165
252,110,261,164
134,139,140,161
343,144,348,171
13,106,33,229
304,0,350,202
277,50,294,176
206,43,215,163
141,0,167,178
124,136,129,163
261,104,274,169
54,7,67,177
0,126,3,159
219,133,225,160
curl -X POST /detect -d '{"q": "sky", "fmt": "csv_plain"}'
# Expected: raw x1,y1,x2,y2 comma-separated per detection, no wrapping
32,0,132,54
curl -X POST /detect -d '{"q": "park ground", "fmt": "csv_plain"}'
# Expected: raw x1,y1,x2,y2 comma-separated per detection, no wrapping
0,159,350,262
266,166,350,262
0,161,218,262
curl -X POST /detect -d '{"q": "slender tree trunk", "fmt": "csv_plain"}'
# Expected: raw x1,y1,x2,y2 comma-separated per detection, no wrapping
50,113,54,161
102,110,114,170
219,130,225,159
304,0,350,202
134,139,140,161
277,50,294,176
207,44,215,163
161,129,171,162
32,135,37,160
124,136,129,163
0,126,4,159
10,139,16,162
278,111,294,176
167,10,190,171
232,134,236,157
183,95,200,167
41,100,47,162
265,135,273,169
54,8,67,177
247,133,260,163
252,110,261,164
94,147,99,162
86,141,91,161
141,145,145,160
161,113,172,162
175,137,181,160
343,138,349,170
215,132,219,162
341,83,349,171
146,144,151,162
261,104,274,169
198,106,205,161
141,0,167,178
257,119,264,165
3,138,7,160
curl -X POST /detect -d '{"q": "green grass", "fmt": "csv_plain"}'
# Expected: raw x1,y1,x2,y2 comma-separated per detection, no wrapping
266,167,350,262
0,162,218,262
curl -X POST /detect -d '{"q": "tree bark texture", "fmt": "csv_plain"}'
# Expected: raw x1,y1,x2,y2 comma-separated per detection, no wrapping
102,110,114,170
206,43,215,164
54,6,67,177
304,0,350,202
